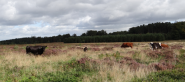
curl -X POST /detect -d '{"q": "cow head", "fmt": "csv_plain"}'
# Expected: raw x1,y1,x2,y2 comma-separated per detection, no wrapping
149,42,157,50
42,46,47,51
159,42,161,46
149,42,153,49
36,46,47,55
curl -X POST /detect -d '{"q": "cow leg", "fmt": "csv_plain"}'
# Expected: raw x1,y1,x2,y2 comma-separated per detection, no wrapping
152,46,156,51
35,52,39,55
26,52,31,55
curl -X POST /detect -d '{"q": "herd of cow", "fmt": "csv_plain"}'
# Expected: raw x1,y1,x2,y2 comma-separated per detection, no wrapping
26,42,169,55
121,42,169,50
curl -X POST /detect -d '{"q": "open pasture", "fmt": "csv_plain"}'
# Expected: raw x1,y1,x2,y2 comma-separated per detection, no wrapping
0,41,185,82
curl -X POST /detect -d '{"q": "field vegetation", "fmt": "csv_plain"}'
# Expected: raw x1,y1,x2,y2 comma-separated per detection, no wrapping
0,41,184,82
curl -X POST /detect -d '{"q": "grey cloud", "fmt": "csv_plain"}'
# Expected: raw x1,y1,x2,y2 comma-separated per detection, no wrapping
1,0,185,41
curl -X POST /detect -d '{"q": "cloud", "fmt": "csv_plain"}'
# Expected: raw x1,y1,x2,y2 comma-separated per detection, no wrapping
0,0,185,41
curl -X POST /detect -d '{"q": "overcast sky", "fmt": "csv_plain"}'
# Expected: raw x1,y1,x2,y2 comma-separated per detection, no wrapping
0,0,185,41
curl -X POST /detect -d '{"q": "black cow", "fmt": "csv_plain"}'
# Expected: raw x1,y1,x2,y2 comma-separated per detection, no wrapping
26,46,47,55
149,42,162,50
84,47,88,52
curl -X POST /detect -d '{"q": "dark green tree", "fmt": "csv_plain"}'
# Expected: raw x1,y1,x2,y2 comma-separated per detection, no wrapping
63,34,71,39
72,34,77,37
81,33,86,36
97,30,107,35
86,30,97,36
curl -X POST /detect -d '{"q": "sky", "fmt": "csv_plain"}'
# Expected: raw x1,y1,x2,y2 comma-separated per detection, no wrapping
0,0,185,41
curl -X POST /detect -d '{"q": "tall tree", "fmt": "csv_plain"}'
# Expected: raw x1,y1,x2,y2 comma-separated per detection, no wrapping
86,30,97,36
81,33,86,36
72,34,77,37
63,34,71,39
97,30,107,35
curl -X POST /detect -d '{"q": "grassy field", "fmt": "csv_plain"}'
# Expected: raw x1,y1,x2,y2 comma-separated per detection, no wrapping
0,41,185,82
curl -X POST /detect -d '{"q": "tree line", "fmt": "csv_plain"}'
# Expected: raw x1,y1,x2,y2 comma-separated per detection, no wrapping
0,21,185,44
128,22,185,40
64,33,165,43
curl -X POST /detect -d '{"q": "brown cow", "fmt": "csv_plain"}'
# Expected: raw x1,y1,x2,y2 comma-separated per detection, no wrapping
121,42,133,48
161,44,169,48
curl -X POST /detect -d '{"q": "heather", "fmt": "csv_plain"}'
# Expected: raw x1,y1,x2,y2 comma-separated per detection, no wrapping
0,42,184,82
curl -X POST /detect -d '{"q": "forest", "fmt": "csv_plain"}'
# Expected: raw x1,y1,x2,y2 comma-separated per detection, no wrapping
0,21,185,44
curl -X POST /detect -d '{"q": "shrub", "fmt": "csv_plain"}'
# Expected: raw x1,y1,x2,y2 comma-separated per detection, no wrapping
112,51,123,61
98,53,104,59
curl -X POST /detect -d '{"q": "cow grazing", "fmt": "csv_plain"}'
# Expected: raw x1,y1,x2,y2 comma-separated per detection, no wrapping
84,47,88,52
161,44,169,48
121,42,133,48
149,42,162,50
26,46,47,55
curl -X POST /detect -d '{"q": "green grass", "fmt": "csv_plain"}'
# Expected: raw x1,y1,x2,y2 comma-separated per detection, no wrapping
20,71,83,82
14,45,19,49
79,43,82,46
0,58,98,82
179,49,185,54
98,53,104,59
132,69,185,82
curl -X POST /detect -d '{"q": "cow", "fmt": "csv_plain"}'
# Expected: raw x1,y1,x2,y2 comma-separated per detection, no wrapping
161,44,169,48
121,42,133,48
84,47,88,52
149,42,162,50
26,46,47,55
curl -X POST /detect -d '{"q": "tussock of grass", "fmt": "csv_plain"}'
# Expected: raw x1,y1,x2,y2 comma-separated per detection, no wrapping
83,64,155,82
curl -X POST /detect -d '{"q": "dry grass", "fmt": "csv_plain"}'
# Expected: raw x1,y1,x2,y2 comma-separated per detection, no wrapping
0,41,184,82
82,63,155,82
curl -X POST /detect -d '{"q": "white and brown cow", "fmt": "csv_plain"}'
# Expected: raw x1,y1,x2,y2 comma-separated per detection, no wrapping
161,44,169,48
